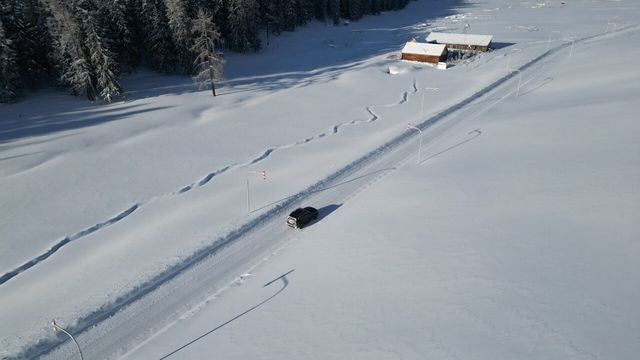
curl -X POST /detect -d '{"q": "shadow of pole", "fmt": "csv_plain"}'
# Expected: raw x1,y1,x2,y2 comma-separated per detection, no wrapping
518,76,554,97
419,129,482,164
159,269,295,360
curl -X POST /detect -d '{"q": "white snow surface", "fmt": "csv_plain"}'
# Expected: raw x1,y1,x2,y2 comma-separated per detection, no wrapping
1,0,639,359
402,41,447,56
426,31,494,47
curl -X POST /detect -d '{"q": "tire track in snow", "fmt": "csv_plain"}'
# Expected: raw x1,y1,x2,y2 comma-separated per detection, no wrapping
14,25,638,360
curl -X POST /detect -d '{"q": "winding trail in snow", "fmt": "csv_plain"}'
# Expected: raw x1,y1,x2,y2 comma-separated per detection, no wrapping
0,75,417,287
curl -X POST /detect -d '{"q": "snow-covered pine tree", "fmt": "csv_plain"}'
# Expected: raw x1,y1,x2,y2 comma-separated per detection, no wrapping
82,10,123,102
0,0,26,97
369,0,381,15
360,0,372,17
0,18,21,102
164,0,193,74
96,0,135,72
342,0,364,20
191,8,225,96
388,0,401,11
203,0,229,42
142,0,176,72
282,0,298,31
312,0,328,21
227,0,261,52
327,0,340,24
47,0,97,100
20,0,55,86
260,0,283,36
295,0,313,26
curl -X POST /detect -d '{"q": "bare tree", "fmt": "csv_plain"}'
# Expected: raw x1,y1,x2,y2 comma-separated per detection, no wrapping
191,8,225,97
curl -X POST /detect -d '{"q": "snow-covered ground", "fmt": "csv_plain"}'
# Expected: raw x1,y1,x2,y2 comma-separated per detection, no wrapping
1,0,639,359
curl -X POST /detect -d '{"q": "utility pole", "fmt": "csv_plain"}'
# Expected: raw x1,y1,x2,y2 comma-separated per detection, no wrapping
51,319,83,360
245,170,267,213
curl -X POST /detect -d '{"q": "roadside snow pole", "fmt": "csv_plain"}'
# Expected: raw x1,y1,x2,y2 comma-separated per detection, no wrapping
51,319,84,360
569,36,576,57
407,123,423,163
245,170,267,213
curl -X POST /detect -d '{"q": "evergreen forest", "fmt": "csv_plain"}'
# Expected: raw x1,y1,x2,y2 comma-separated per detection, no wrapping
0,0,414,103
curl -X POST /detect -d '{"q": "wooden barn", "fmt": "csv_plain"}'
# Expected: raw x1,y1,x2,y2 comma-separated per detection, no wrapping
426,32,493,52
401,40,448,64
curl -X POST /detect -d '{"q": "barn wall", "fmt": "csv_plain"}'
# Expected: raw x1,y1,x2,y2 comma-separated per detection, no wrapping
443,43,491,52
401,53,441,64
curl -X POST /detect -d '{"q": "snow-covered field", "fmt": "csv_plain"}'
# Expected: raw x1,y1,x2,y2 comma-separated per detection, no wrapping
1,0,639,359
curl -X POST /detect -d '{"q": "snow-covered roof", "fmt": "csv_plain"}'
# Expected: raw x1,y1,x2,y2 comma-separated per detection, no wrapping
401,42,447,56
426,32,493,47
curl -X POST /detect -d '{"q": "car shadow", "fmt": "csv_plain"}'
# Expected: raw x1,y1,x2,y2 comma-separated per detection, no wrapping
317,204,342,222
306,204,342,228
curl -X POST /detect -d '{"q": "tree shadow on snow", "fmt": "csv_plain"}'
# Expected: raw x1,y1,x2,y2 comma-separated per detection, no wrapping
1,1,465,144
0,101,174,145
224,0,465,82
204,0,467,97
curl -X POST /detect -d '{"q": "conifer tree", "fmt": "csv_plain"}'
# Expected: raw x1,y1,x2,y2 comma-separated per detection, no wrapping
23,0,55,85
261,0,283,36
191,8,224,96
227,0,261,52
97,0,135,72
1,0,418,103
0,18,21,102
164,0,193,73
47,0,97,100
296,0,313,25
142,0,176,72
312,0,328,21
327,0,340,24
282,0,298,31
83,10,123,102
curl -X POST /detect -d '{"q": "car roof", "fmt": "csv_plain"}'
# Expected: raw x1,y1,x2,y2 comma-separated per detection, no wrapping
289,208,307,217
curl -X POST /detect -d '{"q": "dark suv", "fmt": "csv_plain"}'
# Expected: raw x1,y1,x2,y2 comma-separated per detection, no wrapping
287,207,318,229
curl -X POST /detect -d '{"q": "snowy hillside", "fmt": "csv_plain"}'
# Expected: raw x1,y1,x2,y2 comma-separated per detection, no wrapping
1,0,639,359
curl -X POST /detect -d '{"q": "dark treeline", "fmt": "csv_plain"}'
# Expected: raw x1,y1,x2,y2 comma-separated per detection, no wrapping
0,0,413,103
